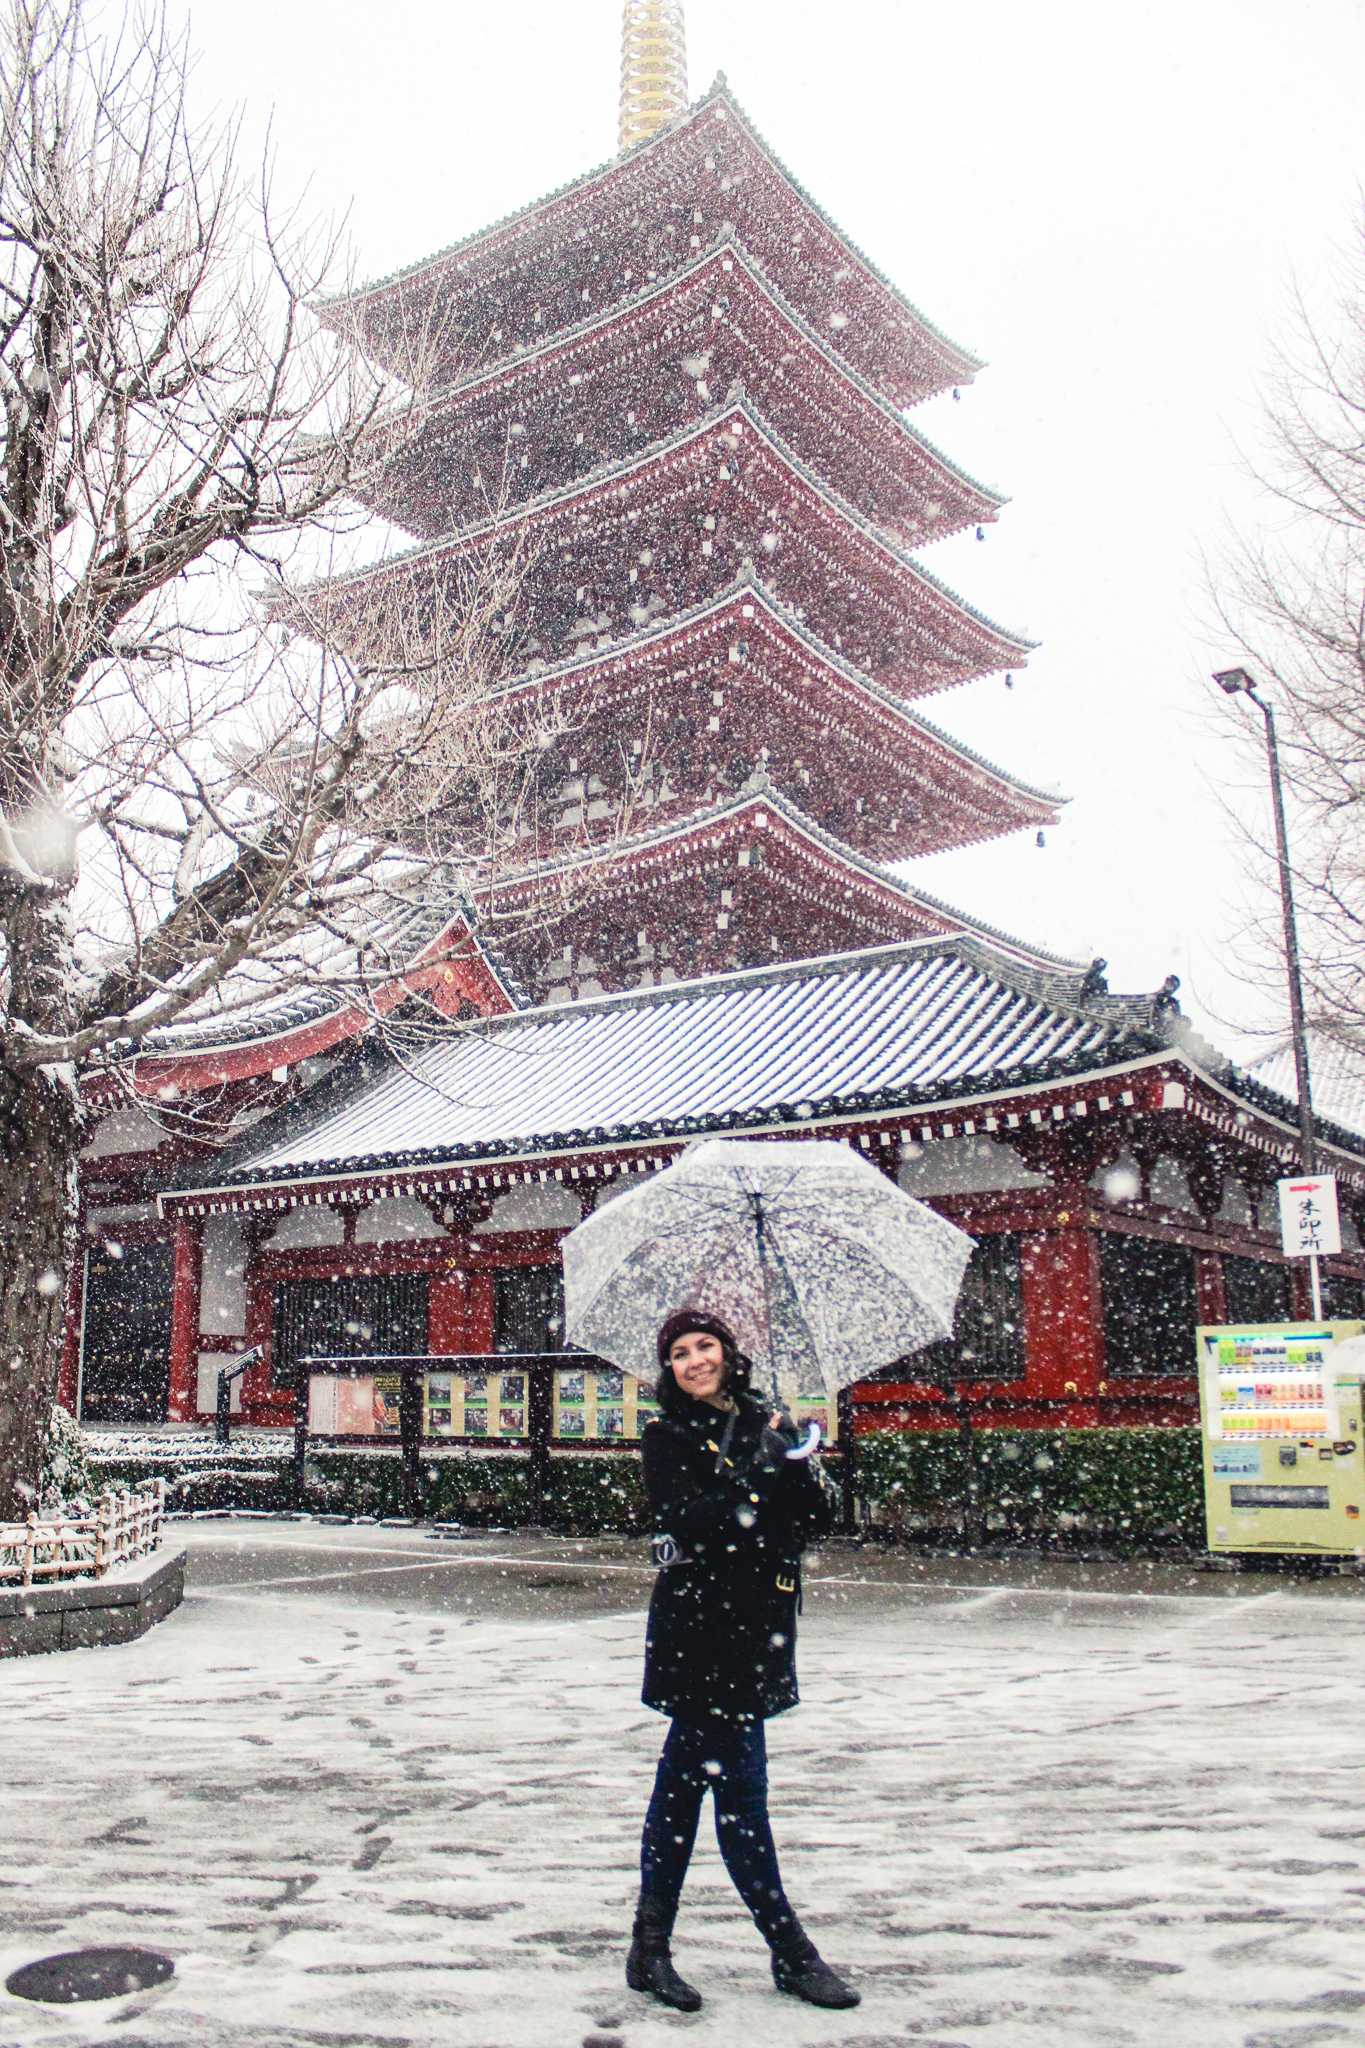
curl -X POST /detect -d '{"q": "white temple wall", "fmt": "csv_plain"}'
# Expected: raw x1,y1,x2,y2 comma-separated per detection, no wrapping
199,1215,247,1336
269,1206,346,1250
897,1134,1048,1198
355,1196,446,1244
475,1183,584,1233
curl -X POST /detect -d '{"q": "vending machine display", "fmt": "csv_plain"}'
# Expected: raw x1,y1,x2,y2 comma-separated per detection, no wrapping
1197,1320,1364,1555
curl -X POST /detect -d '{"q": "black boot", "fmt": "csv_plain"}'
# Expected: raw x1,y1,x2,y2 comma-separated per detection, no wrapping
770,1925,860,2009
626,1897,702,2012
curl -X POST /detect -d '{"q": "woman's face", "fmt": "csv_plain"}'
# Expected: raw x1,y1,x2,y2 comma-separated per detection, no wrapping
668,1330,728,1403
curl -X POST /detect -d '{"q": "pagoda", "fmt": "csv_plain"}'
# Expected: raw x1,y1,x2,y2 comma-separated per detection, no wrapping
322,3,1058,1004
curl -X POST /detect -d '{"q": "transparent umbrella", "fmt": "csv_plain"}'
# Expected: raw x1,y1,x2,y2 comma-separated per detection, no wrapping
561,1137,975,1406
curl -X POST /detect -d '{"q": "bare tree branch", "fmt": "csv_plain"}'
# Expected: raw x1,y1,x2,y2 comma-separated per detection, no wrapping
1208,204,1365,1049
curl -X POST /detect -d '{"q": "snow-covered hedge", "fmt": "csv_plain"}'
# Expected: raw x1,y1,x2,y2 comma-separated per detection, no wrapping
308,1450,649,1530
84,1426,1206,1549
83,1442,650,1528
545,1456,649,1533
90,1445,292,1515
854,1426,1204,1549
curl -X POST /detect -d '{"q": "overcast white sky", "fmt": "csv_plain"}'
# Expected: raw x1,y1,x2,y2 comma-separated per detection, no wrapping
168,0,1365,1047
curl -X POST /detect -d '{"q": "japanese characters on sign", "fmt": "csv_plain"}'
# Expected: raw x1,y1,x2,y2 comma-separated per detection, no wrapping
1277,1174,1342,1259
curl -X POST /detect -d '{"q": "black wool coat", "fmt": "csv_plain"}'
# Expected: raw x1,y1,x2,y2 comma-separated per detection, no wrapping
640,1388,834,1724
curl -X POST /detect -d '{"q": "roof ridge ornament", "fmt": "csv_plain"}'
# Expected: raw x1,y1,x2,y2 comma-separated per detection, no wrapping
619,1,689,154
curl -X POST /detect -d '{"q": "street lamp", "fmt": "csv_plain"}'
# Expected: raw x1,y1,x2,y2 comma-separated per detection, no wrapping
1214,666,1316,1175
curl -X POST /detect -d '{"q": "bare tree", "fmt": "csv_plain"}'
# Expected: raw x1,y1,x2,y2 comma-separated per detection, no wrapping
0,0,562,1514
1210,210,1365,1051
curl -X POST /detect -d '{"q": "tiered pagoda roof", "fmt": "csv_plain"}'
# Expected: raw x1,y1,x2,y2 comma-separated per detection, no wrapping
342,401,1031,697
482,583,1058,868
310,72,1053,991
361,244,1004,549
329,79,981,407
486,785,1066,1005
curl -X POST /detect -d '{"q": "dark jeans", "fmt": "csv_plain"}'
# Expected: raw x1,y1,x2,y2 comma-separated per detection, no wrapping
639,1717,796,1945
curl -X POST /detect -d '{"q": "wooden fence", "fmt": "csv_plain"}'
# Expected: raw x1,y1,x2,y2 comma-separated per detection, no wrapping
0,1481,165,1587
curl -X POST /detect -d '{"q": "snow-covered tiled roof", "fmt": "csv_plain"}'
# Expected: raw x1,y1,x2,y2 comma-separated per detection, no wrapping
170,937,1180,1193
91,886,529,1077
1246,1032,1365,1143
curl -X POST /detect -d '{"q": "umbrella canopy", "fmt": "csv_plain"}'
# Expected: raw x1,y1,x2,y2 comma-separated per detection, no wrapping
561,1137,975,1405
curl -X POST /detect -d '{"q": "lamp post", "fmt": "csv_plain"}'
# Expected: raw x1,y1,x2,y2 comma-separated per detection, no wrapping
1214,667,1316,1172
1215,666,1323,1316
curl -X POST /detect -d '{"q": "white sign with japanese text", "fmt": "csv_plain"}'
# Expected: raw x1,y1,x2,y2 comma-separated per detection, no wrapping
1277,1174,1342,1259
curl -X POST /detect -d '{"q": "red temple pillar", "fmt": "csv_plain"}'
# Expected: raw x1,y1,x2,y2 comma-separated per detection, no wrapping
166,1216,203,1424
243,1252,279,1423
1020,1222,1104,1424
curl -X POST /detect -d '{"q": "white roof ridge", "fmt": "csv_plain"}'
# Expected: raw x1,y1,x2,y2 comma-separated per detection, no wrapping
476,935,1081,1027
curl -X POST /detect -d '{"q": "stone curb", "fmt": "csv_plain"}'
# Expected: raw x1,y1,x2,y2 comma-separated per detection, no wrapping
0,1547,185,1658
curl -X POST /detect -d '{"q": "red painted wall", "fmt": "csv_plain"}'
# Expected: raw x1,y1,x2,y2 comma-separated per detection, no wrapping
429,1270,495,1353
1196,1250,1226,1326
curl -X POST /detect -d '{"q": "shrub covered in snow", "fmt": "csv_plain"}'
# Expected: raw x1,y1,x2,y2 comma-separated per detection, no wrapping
545,1455,648,1534
856,1426,1204,1550
40,1403,94,1508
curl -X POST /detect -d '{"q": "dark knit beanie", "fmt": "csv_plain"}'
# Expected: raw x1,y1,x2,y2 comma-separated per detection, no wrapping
656,1309,739,1366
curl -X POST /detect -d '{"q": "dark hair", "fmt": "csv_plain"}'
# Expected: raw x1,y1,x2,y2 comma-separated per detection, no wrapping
654,1310,752,1412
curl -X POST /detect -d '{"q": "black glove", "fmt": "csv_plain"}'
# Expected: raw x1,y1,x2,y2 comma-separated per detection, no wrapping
754,1408,801,1476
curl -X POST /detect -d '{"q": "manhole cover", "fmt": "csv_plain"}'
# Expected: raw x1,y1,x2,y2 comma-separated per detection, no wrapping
6,1947,175,2004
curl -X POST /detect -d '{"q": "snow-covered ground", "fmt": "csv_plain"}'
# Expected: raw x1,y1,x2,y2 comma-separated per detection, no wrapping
2,1526,1364,2047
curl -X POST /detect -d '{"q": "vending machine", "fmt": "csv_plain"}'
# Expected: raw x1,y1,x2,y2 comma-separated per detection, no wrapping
1197,1321,1365,1556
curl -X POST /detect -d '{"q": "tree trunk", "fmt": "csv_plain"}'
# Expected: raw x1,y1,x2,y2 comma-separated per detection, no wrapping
0,1066,80,1518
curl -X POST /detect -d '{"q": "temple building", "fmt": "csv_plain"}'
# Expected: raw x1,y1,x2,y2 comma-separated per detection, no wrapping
60,7,1365,1452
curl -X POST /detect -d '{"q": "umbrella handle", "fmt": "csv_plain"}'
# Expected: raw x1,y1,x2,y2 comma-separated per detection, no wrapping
784,1420,822,1462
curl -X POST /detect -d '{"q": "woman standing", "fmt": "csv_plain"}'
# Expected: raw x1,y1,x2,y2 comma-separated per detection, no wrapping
625,1309,860,2013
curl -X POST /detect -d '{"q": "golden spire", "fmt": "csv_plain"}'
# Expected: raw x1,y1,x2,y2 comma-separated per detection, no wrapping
619,1,689,153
